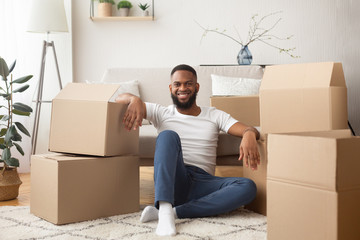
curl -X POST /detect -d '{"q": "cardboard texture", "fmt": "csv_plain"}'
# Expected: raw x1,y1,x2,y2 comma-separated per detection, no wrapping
260,62,348,134
49,83,139,156
30,153,140,225
267,130,360,240
210,96,260,126
243,133,267,215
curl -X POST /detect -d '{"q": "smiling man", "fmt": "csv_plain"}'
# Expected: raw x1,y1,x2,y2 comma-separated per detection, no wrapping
116,64,260,236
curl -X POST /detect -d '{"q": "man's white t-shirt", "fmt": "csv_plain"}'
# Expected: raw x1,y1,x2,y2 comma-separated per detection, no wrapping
145,102,238,175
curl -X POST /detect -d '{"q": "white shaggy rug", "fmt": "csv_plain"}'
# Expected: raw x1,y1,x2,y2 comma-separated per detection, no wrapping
0,206,266,240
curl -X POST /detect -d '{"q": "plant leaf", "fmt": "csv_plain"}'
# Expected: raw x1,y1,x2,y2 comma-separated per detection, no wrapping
11,75,32,84
7,141,13,147
13,102,33,113
0,128,7,137
14,122,30,137
0,143,5,149
1,148,10,161
13,84,29,93
4,126,16,143
13,109,31,116
13,142,24,156
1,115,9,121
0,93,10,98
0,138,4,145
8,60,16,73
0,57,9,79
13,132,22,142
5,157,19,167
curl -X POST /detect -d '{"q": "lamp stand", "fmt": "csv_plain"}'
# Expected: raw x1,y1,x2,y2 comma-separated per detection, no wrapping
31,40,63,154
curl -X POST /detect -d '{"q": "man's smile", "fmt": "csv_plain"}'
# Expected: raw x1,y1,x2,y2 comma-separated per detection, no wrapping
177,91,191,101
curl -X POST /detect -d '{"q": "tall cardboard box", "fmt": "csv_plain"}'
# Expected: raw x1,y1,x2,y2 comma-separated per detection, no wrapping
49,83,139,156
210,96,260,126
243,133,267,215
260,62,348,134
209,94,264,215
30,153,139,225
267,130,360,240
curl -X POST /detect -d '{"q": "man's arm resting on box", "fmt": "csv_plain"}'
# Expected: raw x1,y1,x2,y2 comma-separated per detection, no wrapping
228,122,260,170
115,93,146,131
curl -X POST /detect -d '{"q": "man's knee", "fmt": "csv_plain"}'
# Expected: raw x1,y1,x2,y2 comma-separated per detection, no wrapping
154,130,182,160
244,178,257,197
232,178,257,203
157,130,180,144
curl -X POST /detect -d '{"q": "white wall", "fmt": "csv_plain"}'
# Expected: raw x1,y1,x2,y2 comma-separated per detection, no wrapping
72,0,360,136
0,0,72,173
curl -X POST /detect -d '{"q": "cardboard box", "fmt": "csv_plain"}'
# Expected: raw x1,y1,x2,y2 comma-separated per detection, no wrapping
260,62,348,134
49,83,139,156
243,133,267,215
268,181,360,240
210,96,260,126
30,153,139,225
267,130,360,240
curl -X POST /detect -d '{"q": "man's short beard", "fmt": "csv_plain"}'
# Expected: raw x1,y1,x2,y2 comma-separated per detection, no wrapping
171,91,197,110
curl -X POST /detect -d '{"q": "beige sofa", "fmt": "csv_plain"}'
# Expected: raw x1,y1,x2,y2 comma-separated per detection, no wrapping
101,65,264,166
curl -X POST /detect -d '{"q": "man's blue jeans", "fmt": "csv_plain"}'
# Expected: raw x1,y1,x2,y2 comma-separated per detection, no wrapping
154,130,257,219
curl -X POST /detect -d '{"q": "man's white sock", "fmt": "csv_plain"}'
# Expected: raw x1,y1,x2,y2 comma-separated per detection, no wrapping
156,201,176,236
140,205,178,223
140,206,159,223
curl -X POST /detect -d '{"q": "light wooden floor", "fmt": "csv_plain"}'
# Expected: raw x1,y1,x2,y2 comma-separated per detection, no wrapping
0,166,243,207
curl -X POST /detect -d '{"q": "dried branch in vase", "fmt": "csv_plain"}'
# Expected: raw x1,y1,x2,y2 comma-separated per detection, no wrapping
196,11,300,59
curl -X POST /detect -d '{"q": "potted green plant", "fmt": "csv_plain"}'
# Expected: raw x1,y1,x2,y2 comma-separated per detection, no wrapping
0,56,33,201
95,0,115,17
117,0,133,17
138,3,150,16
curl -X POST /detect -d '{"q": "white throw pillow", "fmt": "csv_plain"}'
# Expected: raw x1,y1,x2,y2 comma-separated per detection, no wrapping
113,80,140,98
86,79,140,98
211,74,262,96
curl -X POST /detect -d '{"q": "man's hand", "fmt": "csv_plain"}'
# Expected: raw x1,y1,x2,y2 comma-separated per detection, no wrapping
116,93,146,131
228,123,260,171
238,130,260,170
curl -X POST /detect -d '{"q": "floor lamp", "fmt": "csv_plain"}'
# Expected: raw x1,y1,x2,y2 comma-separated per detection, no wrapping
27,0,68,154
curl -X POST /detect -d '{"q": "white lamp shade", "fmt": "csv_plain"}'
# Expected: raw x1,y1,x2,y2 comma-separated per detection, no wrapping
27,0,68,33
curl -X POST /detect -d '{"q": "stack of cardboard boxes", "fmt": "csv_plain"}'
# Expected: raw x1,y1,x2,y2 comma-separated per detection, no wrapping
211,62,360,239
267,130,360,239
30,83,140,225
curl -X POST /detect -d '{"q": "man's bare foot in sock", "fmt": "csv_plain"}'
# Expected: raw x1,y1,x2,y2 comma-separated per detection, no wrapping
156,212,176,236
156,201,176,236
140,206,158,223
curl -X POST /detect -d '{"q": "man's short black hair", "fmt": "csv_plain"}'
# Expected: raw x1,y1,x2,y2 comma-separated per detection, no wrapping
171,64,197,78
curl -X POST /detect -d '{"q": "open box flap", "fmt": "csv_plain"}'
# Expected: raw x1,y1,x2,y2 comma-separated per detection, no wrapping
54,83,121,102
261,62,346,90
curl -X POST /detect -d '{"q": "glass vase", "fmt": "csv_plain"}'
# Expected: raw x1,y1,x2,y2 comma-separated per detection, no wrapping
237,45,253,65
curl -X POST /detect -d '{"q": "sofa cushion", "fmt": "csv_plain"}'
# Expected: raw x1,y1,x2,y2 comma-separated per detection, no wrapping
139,125,241,158
139,125,157,158
102,67,174,107
217,131,241,156
101,65,264,107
